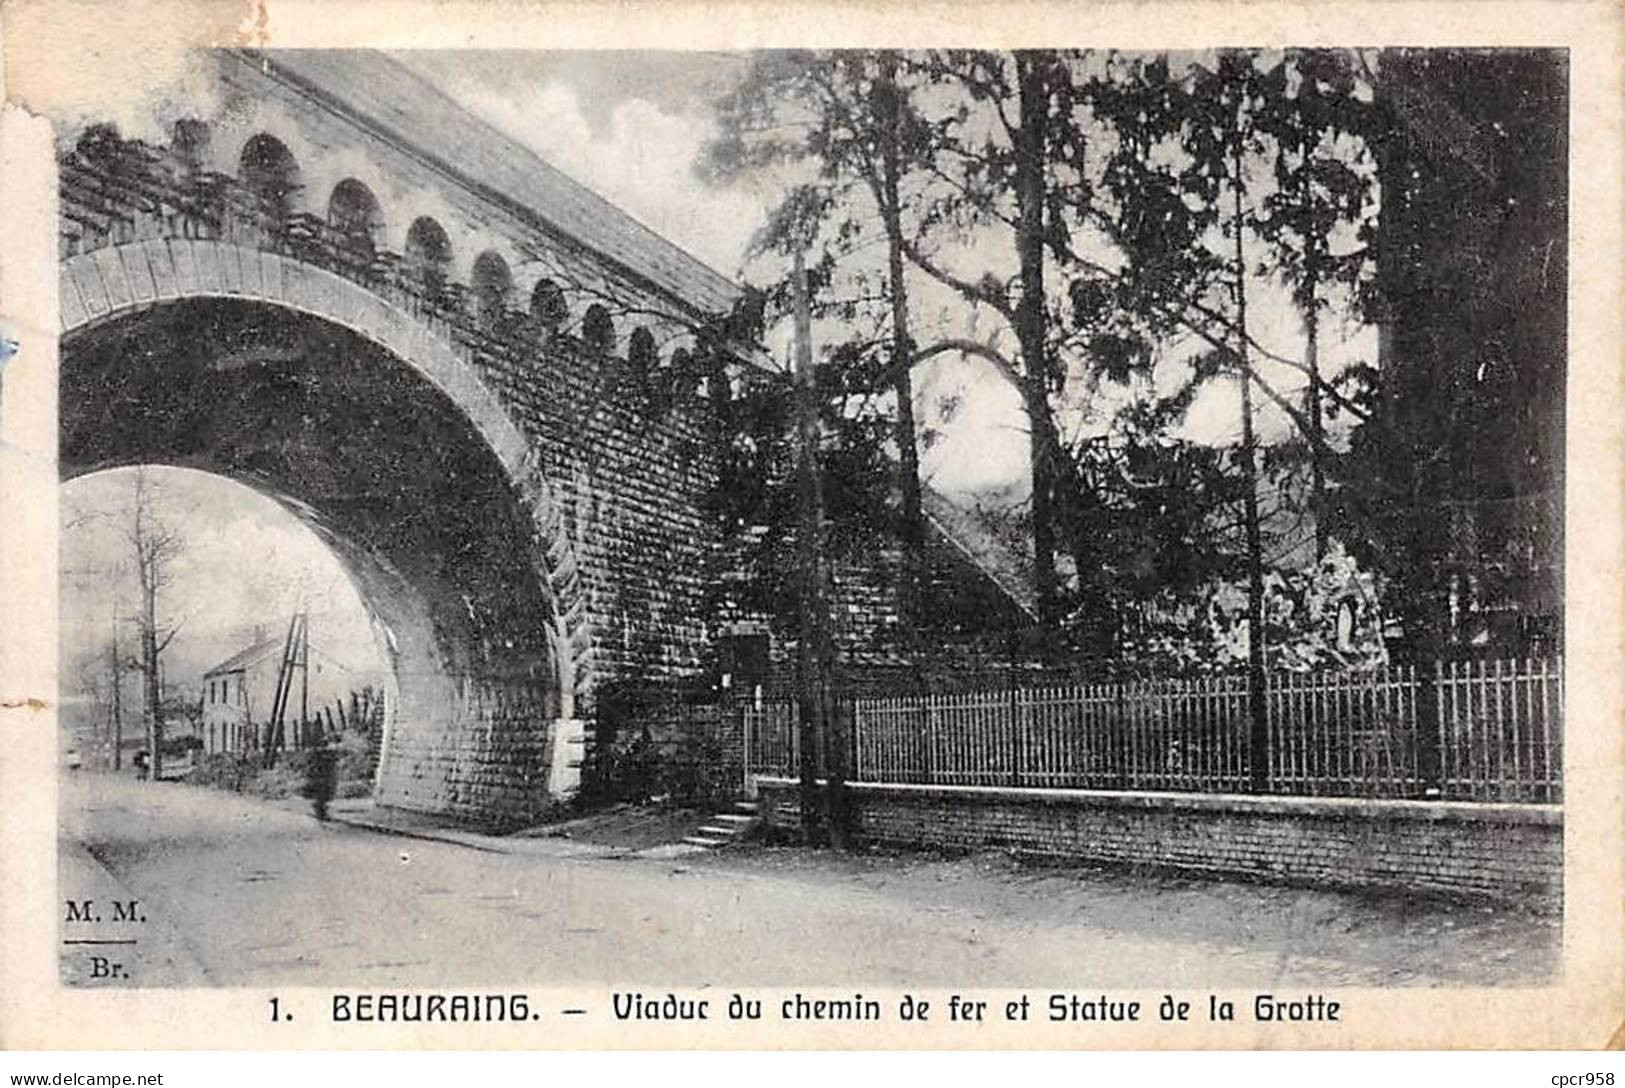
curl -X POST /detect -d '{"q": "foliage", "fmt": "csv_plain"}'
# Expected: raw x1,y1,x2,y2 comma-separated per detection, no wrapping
1072,435,1246,603
188,751,258,792
696,285,906,639
700,47,1564,668
1129,541,1390,672
1322,50,1566,657
187,732,376,800
703,52,945,630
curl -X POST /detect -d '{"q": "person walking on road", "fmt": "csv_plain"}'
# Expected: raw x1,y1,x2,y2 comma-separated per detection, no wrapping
302,737,338,821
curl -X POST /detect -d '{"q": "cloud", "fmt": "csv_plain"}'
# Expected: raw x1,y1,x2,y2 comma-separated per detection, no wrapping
441,78,768,276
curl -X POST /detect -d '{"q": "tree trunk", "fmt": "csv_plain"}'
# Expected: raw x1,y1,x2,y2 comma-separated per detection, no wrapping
1300,133,1328,562
1305,278,1327,561
1056,449,1115,657
108,620,123,770
142,579,163,782
877,52,926,633
791,249,837,846
1231,101,1269,793
1013,52,1061,639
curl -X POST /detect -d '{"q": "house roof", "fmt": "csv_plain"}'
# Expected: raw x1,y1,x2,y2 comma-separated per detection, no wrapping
920,486,1038,620
202,636,282,678
239,49,743,319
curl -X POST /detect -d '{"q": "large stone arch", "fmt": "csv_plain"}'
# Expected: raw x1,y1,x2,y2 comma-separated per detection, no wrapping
58,240,595,822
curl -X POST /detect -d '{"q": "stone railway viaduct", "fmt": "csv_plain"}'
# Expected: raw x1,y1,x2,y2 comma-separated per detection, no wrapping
58,48,1028,825
58,48,761,822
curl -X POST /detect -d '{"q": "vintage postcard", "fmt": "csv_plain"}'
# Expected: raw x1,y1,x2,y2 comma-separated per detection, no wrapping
0,0,1620,1052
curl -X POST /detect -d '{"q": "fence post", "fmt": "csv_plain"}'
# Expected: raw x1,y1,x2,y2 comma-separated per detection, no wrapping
1247,659,1268,793
1008,667,1021,787
1114,677,1130,790
740,702,752,793
849,697,861,782
1418,659,1444,798
919,689,934,786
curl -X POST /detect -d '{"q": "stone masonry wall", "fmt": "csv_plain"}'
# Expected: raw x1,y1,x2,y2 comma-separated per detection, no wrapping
205,52,727,696
60,202,722,825
57,49,1044,823
754,778,1562,906
591,691,746,804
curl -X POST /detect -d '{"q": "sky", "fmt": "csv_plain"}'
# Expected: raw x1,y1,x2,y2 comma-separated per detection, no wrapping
60,468,391,708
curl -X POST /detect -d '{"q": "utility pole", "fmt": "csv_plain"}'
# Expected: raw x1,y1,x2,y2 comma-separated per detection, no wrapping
267,610,310,765
300,614,310,748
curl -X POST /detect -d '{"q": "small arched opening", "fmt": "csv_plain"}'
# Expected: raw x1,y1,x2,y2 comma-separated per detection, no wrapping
170,120,212,173
237,134,302,232
582,304,615,355
627,327,658,374
404,216,454,303
627,326,659,410
164,121,217,238
529,279,568,338
471,251,514,333
327,179,383,268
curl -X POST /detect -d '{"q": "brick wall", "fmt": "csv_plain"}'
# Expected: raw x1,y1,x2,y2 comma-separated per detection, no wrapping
589,687,745,803
754,778,1561,906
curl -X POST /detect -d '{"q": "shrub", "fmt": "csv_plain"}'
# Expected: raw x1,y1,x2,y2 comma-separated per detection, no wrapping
188,752,258,792
245,764,304,800
333,732,375,788
187,736,377,802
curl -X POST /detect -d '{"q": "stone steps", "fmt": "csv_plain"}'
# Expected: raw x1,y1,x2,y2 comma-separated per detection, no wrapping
680,799,761,849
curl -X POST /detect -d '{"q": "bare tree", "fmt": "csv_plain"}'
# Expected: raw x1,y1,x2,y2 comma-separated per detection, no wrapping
125,468,187,780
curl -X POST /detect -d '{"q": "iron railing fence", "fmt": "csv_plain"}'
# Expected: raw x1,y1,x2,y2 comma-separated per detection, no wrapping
744,657,1562,804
